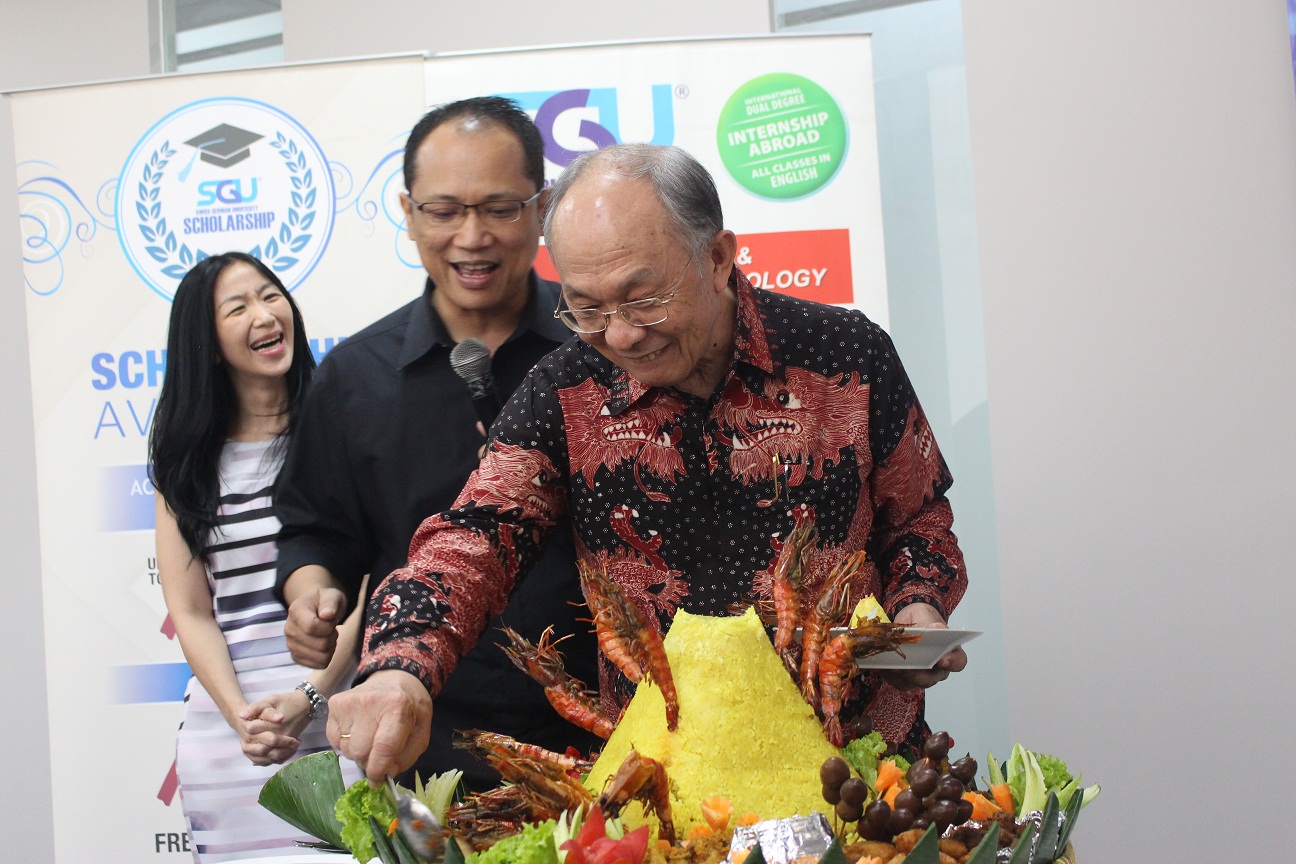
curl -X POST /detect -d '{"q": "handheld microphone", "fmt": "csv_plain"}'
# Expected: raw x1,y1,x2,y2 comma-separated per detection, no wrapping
449,337,502,430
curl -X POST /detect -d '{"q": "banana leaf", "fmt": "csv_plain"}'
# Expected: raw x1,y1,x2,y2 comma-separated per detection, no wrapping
963,821,1002,864
1054,782,1085,853
1031,793,1061,863
392,828,425,864
901,825,941,864
444,834,468,864
1006,819,1038,864
258,750,348,849
370,816,399,863
818,838,847,864
369,816,428,864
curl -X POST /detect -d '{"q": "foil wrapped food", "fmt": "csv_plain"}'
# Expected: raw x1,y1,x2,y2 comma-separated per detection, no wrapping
727,813,835,864
946,809,1074,863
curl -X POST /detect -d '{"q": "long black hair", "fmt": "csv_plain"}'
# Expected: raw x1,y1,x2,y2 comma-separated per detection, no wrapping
148,252,314,560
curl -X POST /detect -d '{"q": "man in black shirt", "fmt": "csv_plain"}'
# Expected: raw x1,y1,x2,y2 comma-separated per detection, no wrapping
273,97,599,789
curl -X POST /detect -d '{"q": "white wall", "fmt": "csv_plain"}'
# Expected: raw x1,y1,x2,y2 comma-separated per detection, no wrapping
281,0,773,60
962,2,1296,860
0,0,154,92
2,3,154,861
0,100,54,864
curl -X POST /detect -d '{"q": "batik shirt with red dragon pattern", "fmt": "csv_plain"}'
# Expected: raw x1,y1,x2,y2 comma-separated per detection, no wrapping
361,269,967,748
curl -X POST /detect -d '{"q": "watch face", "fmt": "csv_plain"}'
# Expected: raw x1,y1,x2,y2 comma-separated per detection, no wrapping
297,681,327,719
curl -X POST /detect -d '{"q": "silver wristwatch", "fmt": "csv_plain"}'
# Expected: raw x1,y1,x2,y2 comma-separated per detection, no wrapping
295,680,328,721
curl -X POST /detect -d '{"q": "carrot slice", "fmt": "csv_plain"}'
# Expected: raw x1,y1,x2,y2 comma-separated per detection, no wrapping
686,824,714,841
882,783,902,808
875,759,904,794
737,812,761,827
990,782,1015,816
962,791,998,821
700,796,732,832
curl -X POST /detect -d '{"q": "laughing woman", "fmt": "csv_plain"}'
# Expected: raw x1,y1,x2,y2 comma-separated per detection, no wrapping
150,252,360,862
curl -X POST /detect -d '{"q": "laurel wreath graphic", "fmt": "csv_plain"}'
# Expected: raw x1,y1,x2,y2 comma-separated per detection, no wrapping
135,130,318,281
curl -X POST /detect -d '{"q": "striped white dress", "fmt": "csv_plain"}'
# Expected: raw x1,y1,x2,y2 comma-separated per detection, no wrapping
175,438,357,862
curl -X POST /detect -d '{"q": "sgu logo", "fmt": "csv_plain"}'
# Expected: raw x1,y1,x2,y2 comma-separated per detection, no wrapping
196,178,259,207
118,97,335,299
499,86,676,168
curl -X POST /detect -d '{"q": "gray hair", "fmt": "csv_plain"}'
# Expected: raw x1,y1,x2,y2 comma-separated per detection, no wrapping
543,144,724,260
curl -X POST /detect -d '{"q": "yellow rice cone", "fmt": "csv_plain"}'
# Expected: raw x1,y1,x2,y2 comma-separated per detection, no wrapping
583,608,841,838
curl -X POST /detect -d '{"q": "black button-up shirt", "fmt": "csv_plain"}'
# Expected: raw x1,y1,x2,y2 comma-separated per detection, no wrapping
274,273,600,788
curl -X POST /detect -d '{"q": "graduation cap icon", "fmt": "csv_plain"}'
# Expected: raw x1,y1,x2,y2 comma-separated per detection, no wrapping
182,123,264,171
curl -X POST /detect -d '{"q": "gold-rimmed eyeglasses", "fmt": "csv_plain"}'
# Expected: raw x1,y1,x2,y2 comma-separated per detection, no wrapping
553,253,698,334
555,292,678,334
408,189,542,228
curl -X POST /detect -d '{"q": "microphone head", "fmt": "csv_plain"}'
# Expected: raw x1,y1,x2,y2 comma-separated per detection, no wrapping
449,337,492,383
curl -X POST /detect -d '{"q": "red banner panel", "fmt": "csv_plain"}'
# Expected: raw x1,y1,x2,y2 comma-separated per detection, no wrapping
536,227,853,306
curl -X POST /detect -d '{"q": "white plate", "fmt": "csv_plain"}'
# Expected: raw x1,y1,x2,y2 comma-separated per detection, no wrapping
851,626,981,669
795,626,982,669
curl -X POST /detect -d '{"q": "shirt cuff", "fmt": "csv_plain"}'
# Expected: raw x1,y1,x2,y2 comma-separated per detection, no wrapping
885,591,949,623
356,638,451,699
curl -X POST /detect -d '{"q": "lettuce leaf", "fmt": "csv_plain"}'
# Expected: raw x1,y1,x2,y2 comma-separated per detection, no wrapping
1002,744,1099,816
1005,744,1028,810
1020,750,1048,815
1035,753,1072,792
889,752,912,776
471,819,559,864
841,731,888,788
336,779,398,863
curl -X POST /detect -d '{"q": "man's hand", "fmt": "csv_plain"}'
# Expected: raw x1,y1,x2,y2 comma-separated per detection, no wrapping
328,670,432,784
285,587,348,668
880,602,968,692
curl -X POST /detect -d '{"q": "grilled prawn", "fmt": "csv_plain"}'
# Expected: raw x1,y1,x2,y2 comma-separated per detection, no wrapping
818,621,923,746
500,625,617,740
771,516,818,653
798,550,867,705
578,561,679,731
596,749,676,846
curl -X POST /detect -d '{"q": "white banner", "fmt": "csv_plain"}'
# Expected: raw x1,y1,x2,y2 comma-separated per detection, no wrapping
12,56,426,863
428,34,888,324
12,35,883,863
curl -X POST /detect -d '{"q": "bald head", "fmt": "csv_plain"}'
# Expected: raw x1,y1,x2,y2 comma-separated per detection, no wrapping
543,144,724,261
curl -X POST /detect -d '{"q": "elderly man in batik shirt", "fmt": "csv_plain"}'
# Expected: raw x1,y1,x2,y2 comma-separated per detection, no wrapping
328,144,968,784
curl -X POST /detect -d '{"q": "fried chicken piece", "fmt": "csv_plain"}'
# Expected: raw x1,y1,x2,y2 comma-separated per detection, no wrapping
938,839,968,858
843,840,899,863
892,830,926,855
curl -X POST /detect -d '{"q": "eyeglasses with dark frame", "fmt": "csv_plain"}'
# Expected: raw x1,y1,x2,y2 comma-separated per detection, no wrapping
407,189,543,227
554,253,698,334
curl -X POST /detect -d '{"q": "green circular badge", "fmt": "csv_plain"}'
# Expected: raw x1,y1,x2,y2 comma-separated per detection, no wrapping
717,73,847,200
